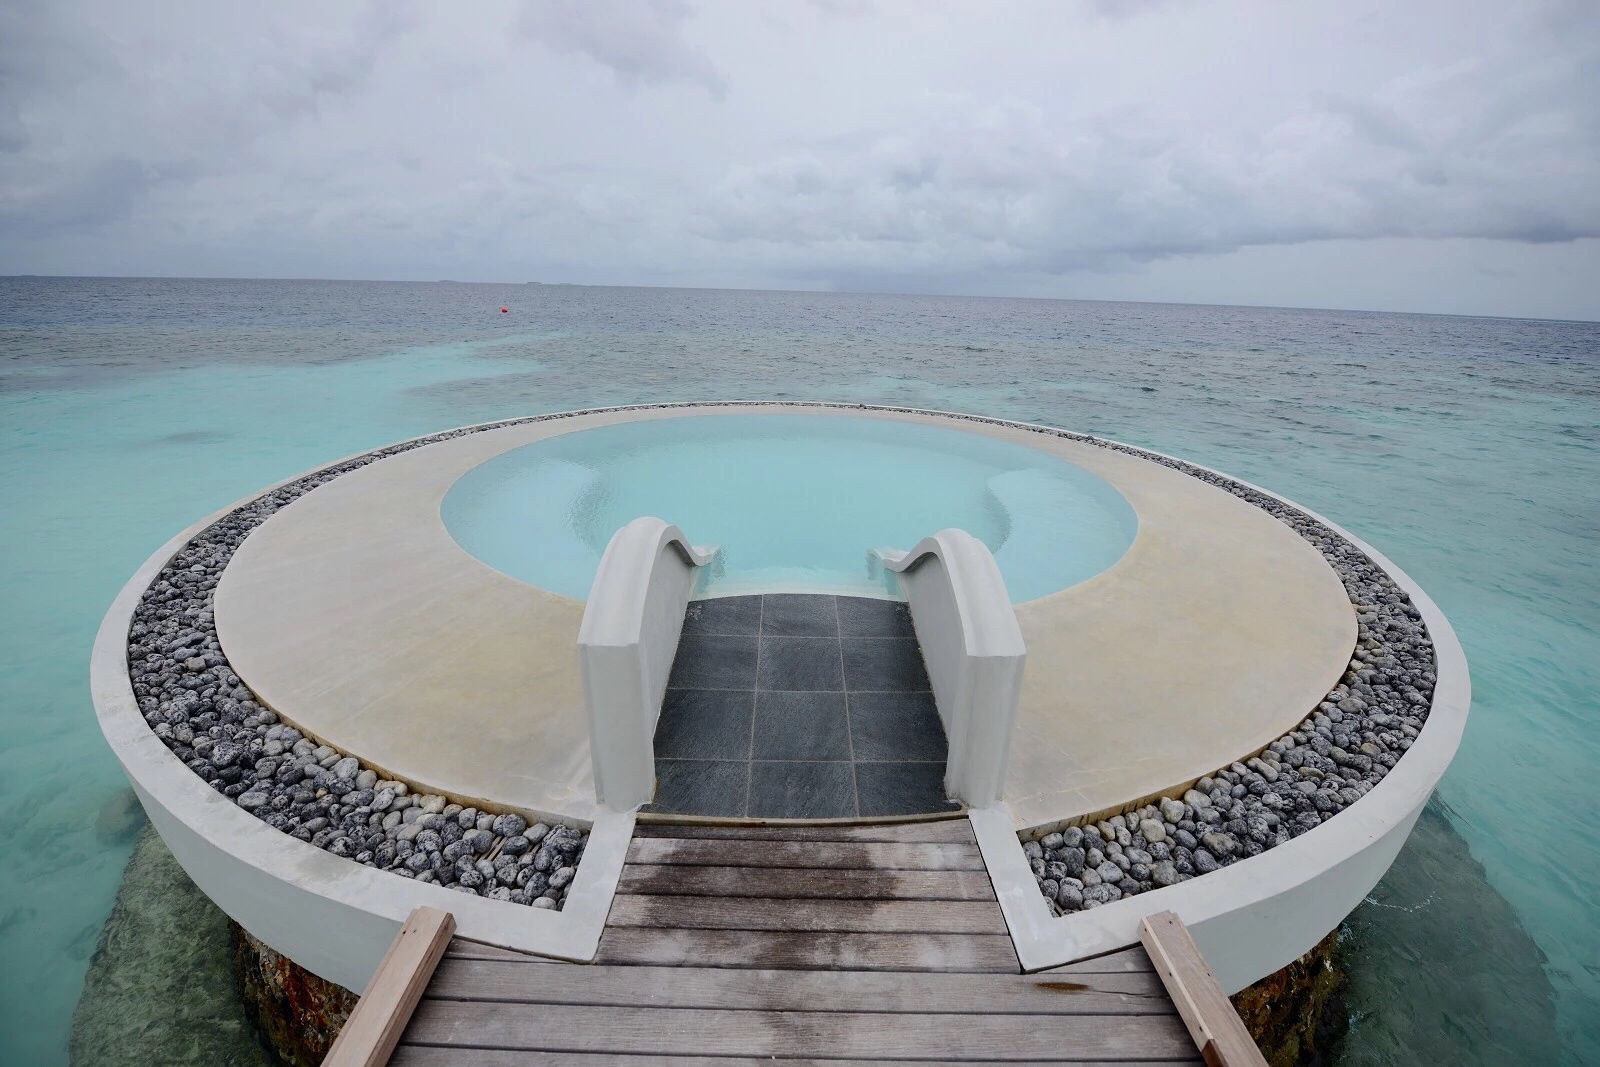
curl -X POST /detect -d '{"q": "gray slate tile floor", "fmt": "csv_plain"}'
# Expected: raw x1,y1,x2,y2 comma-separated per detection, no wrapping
646,593,960,819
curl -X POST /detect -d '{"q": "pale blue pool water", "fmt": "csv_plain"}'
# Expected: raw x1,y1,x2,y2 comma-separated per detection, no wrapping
1,278,1596,1065
442,413,1136,601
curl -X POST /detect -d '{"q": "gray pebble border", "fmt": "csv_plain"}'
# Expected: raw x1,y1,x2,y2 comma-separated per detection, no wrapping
121,401,1436,918
1006,429,1438,915
127,413,591,909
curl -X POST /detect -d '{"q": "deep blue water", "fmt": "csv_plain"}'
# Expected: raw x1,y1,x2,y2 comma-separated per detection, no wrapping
1,277,1596,1064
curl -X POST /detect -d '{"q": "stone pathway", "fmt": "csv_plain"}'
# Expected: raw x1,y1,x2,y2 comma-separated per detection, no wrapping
646,594,959,819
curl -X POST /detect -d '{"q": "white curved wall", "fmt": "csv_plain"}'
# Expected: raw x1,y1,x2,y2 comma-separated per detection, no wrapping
972,453,1469,993
92,470,634,995
882,529,1027,807
579,517,716,810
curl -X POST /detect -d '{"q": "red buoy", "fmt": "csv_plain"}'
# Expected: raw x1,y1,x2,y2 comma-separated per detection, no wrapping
500,307,508,313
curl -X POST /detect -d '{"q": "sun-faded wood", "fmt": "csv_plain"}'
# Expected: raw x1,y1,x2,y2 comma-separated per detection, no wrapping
1037,946,1158,975
634,819,976,843
393,1051,1200,1067
404,999,1201,1060
627,836,988,870
442,939,553,963
323,907,455,1067
596,926,1020,972
425,957,1173,1013
400,824,1205,1064
618,861,998,900
608,893,1009,933
443,935,1149,974
1140,912,1267,1067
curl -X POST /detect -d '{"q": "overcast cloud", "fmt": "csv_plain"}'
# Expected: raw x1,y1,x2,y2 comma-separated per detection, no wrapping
2,0,1597,318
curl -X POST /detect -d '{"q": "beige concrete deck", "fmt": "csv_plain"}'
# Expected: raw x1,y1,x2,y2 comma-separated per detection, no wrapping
214,405,1354,829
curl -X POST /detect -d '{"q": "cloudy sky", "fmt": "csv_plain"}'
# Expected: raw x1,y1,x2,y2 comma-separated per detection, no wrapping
2,0,1597,319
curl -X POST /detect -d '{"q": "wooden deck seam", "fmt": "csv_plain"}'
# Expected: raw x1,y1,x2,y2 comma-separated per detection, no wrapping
400,1049,1203,1062
416,999,1179,1017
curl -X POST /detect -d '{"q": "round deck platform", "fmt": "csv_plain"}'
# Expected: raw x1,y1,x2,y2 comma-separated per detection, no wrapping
213,404,1355,827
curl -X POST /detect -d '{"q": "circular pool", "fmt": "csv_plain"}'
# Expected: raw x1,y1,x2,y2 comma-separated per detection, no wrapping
442,412,1136,600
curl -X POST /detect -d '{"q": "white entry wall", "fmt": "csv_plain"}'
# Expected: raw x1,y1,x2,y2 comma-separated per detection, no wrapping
880,529,1026,807
577,517,716,811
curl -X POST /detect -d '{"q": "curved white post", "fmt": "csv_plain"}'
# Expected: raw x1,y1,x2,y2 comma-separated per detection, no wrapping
880,529,1026,807
578,517,717,810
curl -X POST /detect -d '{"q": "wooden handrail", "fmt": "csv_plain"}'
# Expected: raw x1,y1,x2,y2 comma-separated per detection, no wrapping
323,907,456,1067
1139,911,1267,1067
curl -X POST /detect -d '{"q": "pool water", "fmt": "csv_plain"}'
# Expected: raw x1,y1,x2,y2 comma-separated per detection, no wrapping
441,413,1137,601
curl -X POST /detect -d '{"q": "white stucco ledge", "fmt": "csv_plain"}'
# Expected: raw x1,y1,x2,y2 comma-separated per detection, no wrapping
971,470,1469,994
880,529,1026,808
91,489,635,996
580,516,717,810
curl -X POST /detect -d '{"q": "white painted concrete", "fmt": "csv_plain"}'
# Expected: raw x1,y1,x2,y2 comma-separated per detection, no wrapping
974,472,1470,993
579,517,716,810
881,530,1026,807
92,476,635,995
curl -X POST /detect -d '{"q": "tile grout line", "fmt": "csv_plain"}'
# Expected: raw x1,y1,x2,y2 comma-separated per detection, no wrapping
744,595,764,818
657,757,945,765
667,686,931,694
835,595,861,818
725,634,920,642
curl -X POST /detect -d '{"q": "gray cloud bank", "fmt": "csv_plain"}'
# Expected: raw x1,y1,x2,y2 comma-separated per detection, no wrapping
2,0,1597,318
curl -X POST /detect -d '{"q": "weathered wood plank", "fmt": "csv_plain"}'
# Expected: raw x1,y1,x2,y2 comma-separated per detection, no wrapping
595,927,1019,972
635,819,975,844
324,907,455,1067
608,893,1009,934
395,1049,1199,1066
444,938,547,963
522,935,1143,977
394,1050,1201,1067
627,836,986,870
403,1000,1200,1060
1140,912,1266,1067
616,862,997,900
425,958,1173,1013
1036,946,1157,975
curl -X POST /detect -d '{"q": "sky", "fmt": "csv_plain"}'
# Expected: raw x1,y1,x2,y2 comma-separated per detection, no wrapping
1,0,1597,320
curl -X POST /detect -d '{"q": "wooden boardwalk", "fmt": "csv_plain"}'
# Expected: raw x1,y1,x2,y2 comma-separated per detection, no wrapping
385,819,1206,1064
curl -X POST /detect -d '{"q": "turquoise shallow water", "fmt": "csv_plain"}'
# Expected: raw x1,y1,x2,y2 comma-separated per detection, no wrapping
442,412,1136,601
1,278,1596,1064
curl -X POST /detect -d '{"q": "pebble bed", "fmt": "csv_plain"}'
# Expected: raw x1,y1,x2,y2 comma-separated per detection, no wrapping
125,416,591,909
1014,432,1439,915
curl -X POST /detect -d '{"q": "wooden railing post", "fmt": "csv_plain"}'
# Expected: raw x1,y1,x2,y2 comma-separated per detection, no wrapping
1139,910,1267,1067
322,907,456,1067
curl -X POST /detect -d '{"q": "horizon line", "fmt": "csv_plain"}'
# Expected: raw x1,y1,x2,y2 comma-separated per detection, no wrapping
3,271,1596,326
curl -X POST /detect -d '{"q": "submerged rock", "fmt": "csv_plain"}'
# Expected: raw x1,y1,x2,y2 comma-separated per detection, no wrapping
232,925,356,1067
69,826,277,1066
1231,928,1346,1067
1229,800,1560,1066
1336,802,1559,1066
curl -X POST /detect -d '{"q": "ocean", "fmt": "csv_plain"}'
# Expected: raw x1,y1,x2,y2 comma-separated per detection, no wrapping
1,276,1595,1064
